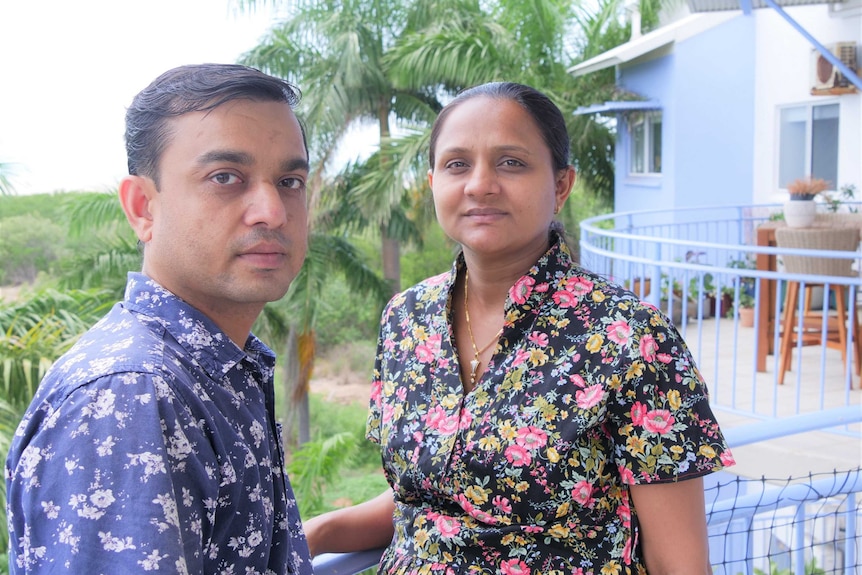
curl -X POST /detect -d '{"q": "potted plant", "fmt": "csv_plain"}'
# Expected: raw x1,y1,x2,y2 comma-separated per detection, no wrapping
784,176,830,228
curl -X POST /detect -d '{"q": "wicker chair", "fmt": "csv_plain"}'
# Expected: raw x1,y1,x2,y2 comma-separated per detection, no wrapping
775,227,861,385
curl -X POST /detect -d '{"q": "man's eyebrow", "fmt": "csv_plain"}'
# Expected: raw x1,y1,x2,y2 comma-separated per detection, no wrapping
197,150,253,166
282,158,310,173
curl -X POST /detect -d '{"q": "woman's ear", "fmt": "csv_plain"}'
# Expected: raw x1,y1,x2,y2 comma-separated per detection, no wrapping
118,175,157,244
554,166,576,211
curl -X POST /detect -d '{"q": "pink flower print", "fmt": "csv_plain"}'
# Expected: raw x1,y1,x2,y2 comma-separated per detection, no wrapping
433,514,460,538
571,480,595,507
575,384,605,409
510,276,535,304
396,386,407,401
617,465,636,486
568,276,594,298
515,426,548,451
370,380,382,403
426,271,448,285
638,334,658,362
383,336,396,351
423,405,459,435
500,558,530,575
504,444,532,467
642,409,675,435
616,498,632,527
657,353,673,364
493,496,512,514
527,331,548,347
512,349,530,367
569,373,586,388
630,401,647,426
720,451,736,467
414,333,442,363
535,282,549,293
552,289,577,308
607,319,632,345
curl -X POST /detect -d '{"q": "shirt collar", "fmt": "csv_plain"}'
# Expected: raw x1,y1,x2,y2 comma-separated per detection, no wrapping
123,272,275,379
449,231,575,326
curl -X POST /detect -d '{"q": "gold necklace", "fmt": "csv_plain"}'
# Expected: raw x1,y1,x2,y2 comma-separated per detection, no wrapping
464,269,503,387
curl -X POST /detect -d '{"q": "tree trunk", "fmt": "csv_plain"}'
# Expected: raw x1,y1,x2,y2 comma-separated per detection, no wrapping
282,326,300,449
381,228,401,296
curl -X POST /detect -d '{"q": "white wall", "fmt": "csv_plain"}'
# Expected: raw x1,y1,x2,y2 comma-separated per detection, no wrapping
752,2,862,204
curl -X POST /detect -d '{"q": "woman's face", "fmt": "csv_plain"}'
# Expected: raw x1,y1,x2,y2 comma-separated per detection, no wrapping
428,96,574,263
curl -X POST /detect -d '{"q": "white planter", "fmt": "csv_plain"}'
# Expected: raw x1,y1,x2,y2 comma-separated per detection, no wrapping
783,200,816,228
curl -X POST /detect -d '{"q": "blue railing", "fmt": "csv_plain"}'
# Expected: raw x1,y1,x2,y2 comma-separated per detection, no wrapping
312,407,862,575
579,204,862,429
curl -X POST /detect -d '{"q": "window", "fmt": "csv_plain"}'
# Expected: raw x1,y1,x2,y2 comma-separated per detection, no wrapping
778,102,839,189
629,111,662,174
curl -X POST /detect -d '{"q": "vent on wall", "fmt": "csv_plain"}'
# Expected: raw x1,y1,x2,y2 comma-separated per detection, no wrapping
811,42,859,95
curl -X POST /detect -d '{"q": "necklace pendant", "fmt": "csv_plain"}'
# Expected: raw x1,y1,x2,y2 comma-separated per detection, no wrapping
469,358,480,380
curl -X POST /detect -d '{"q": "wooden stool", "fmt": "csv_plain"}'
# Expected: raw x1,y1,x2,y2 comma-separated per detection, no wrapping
775,227,861,385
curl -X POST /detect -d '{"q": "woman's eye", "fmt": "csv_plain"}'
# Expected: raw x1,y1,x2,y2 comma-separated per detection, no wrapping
502,159,525,167
280,177,305,190
211,172,241,185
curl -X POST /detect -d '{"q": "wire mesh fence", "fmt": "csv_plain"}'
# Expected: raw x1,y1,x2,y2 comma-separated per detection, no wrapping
706,468,861,575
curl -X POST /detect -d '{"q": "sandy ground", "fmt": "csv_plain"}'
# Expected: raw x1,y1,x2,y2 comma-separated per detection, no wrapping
309,369,373,406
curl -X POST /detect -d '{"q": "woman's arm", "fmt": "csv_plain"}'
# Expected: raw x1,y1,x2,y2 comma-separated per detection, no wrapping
629,477,713,575
303,488,396,557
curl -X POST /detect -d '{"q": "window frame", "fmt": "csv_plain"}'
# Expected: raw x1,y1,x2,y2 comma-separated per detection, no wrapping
776,100,839,191
627,110,663,176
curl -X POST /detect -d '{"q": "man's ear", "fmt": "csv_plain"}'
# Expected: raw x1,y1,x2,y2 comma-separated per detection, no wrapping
118,175,157,244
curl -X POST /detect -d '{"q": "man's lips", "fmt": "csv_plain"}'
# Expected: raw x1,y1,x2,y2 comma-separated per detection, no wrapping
238,243,288,268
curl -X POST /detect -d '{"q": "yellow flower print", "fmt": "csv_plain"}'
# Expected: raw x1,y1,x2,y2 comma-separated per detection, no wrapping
465,485,489,505
556,318,570,329
501,533,516,546
499,421,517,441
625,361,645,380
547,446,560,463
478,436,501,451
601,560,622,575
414,528,429,548
547,523,570,539
515,481,530,493
626,435,647,456
699,445,717,459
441,394,460,409
667,389,681,411
670,445,684,456
607,373,622,390
555,501,570,518
529,348,549,367
399,338,414,352
591,291,606,303
586,333,604,353
412,326,428,341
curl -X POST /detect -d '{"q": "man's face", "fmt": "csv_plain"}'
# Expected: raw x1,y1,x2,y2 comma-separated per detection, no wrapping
140,99,308,332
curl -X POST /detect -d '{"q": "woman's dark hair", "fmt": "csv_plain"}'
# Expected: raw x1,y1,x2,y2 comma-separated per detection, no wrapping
125,63,306,184
428,82,570,172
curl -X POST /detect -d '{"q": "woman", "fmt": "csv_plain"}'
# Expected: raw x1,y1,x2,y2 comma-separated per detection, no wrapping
304,82,734,574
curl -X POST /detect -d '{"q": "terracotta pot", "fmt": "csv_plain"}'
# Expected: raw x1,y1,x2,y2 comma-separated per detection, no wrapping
739,306,755,327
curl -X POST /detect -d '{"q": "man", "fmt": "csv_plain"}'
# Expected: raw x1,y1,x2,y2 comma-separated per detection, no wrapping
6,64,314,574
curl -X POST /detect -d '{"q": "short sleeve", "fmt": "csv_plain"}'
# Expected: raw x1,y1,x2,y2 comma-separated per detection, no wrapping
603,304,734,484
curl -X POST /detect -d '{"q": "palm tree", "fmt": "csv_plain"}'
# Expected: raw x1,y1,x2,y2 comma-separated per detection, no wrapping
0,161,20,196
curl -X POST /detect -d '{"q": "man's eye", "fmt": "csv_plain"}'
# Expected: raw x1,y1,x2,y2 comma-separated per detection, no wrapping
445,161,467,170
281,177,305,190
212,173,241,185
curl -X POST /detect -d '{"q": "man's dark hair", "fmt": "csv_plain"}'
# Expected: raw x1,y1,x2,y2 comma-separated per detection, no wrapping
125,63,306,184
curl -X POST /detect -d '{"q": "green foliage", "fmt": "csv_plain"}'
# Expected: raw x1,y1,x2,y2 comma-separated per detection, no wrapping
0,214,67,285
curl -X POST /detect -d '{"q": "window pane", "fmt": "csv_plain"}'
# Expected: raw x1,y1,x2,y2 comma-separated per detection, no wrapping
649,115,662,173
630,120,645,173
778,106,806,188
811,103,839,188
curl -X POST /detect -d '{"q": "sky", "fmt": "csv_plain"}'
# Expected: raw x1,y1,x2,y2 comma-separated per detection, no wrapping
0,1,289,196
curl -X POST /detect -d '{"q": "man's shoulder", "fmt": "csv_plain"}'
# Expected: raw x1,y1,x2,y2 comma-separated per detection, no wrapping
43,302,173,392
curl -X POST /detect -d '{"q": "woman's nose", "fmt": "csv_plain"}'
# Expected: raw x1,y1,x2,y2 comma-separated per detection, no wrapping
463,163,500,197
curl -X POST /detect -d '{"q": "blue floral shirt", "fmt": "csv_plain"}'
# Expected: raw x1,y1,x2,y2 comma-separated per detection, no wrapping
367,233,733,575
6,273,313,575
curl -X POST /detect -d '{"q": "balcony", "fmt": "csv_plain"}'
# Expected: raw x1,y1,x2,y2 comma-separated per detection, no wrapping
311,204,861,574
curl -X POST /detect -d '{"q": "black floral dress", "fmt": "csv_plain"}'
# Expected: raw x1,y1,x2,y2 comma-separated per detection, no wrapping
367,233,734,575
